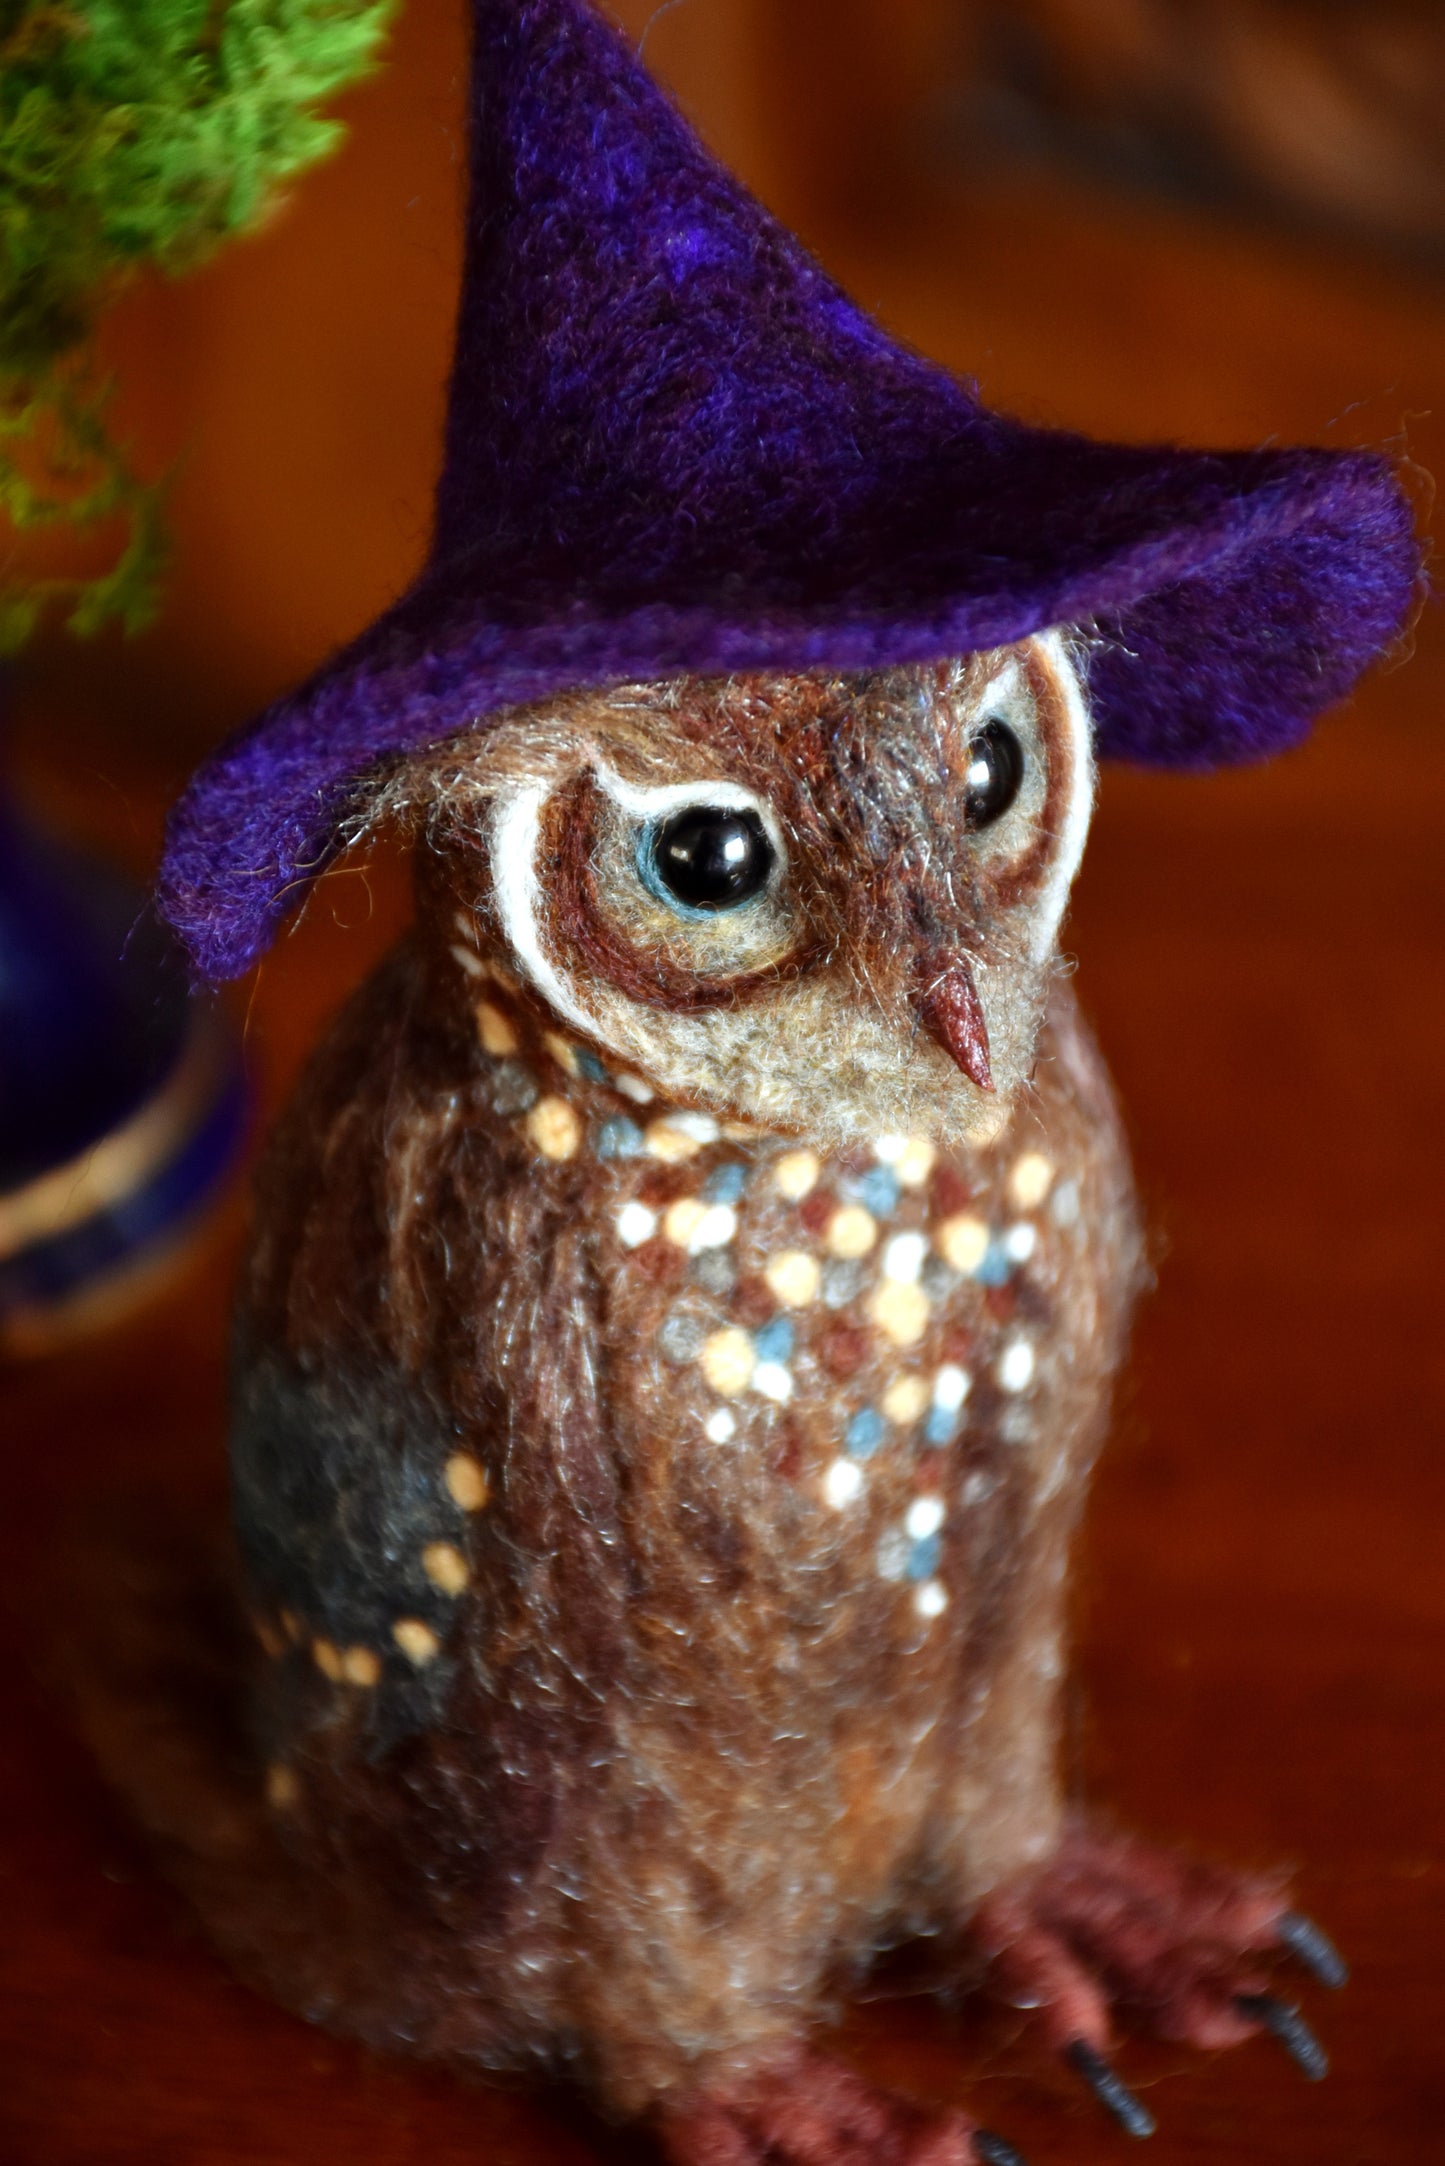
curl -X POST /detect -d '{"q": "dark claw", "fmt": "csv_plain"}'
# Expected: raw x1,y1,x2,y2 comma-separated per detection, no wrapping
1236,1992,1329,2081
973,2135,1029,2166
1065,2041,1157,2140
1277,1909,1349,1990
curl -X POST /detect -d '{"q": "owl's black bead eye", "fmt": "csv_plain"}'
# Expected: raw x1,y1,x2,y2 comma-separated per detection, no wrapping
963,720,1025,830
646,805,775,913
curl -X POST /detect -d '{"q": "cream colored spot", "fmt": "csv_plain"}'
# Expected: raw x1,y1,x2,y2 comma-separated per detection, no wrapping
645,1118,704,1164
476,1000,519,1056
544,1031,581,1077
445,1452,490,1512
342,1645,382,1688
937,1213,989,1274
704,1407,737,1444
896,1137,936,1189
616,1200,658,1248
664,1197,709,1249
663,1197,736,1253
823,1458,865,1509
526,1095,581,1160
1003,1222,1037,1263
774,1149,821,1202
449,941,486,980
312,1638,344,1682
453,911,478,946
614,1072,654,1105
701,1327,756,1396
423,1541,471,1596
393,1617,441,1666
869,1279,930,1349
1009,1152,1055,1210
915,1579,949,1620
826,1205,877,1259
765,1250,821,1308
882,1374,929,1425
266,1764,299,1810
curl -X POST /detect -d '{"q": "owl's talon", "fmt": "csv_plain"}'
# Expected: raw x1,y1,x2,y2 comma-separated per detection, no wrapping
1276,1910,1348,1990
1065,2041,1157,2139
973,2133,1030,2166
1235,1993,1329,2081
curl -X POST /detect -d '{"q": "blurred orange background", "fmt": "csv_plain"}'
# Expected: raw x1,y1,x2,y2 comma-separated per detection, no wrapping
4,7,1444,2163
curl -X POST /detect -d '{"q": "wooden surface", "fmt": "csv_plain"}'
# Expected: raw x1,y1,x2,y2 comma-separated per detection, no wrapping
3,3,1445,2159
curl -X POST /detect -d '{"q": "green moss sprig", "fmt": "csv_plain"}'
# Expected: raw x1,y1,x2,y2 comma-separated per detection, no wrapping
0,0,395,650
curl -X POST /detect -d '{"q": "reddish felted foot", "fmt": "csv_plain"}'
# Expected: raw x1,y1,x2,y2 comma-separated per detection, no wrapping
974,1818,1345,2135
657,2048,1020,2166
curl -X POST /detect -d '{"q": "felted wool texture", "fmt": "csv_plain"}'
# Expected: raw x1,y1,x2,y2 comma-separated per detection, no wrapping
156,0,1423,984
365,642,1093,1152
221,865,1141,2118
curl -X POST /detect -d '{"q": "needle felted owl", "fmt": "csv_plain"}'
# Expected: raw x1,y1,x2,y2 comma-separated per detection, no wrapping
155,2,1419,2160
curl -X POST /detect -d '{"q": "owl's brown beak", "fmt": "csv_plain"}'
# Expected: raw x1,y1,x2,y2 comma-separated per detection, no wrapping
917,958,993,1091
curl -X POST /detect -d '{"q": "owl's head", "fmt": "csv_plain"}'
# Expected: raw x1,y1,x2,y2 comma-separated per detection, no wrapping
394,633,1093,1150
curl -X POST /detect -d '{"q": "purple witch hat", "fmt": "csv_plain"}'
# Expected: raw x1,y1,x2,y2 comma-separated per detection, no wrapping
159,0,1421,982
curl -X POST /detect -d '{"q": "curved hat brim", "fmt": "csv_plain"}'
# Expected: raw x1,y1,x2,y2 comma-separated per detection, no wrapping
159,425,1417,983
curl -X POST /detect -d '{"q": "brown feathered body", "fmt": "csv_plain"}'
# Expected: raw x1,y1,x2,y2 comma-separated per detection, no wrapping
226,647,1145,2119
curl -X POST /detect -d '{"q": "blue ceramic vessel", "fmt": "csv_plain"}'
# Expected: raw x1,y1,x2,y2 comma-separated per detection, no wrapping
0,769,247,1353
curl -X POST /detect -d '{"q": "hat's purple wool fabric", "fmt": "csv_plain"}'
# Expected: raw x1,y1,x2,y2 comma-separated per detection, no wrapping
159,0,1422,982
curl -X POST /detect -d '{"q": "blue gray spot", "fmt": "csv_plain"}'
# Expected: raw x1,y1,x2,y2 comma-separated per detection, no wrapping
596,1116,645,1159
846,1407,886,1459
924,1405,961,1446
753,1316,795,1365
488,1060,540,1116
847,1164,901,1217
822,1260,865,1309
906,1533,942,1581
658,1309,707,1364
693,1249,736,1296
703,1161,749,1205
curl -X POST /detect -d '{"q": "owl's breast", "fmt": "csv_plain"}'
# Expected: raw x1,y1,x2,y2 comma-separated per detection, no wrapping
578,991,1139,1670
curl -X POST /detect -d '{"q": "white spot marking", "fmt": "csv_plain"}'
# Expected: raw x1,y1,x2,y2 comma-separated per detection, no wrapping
881,1232,928,1284
690,1204,737,1252
752,1362,794,1404
906,1496,945,1541
824,1458,864,1509
998,1339,1036,1393
933,1364,971,1413
616,1201,657,1248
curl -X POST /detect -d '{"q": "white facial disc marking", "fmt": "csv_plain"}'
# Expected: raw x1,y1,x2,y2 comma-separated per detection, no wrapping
1029,630,1095,962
